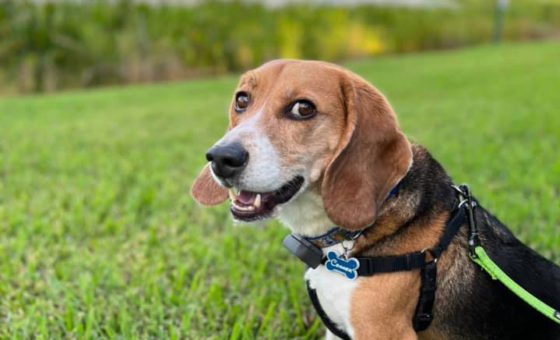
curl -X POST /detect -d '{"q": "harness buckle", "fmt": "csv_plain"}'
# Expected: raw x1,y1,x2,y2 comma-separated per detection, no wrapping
455,185,481,257
422,248,439,264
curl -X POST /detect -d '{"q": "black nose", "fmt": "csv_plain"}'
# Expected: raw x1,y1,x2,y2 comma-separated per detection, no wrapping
206,143,249,179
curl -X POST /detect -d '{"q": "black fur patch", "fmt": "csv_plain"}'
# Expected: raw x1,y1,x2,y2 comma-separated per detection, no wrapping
378,145,560,339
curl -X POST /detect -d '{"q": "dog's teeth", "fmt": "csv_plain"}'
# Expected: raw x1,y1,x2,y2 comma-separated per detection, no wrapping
233,204,255,212
229,189,236,200
254,194,261,208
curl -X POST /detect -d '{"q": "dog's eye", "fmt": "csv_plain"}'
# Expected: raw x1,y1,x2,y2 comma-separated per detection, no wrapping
235,92,250,112
288,100,316,120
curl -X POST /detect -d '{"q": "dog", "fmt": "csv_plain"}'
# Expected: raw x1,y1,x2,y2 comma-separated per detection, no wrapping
191,60,560,339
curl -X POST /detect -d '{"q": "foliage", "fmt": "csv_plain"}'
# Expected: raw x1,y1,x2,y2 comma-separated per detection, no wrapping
0,41,559,337
0,0,559,93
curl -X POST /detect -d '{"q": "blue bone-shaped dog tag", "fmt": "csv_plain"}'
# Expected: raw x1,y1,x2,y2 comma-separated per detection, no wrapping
325,251,360,280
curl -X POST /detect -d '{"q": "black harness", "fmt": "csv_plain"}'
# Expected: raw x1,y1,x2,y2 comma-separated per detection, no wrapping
285,185,471,339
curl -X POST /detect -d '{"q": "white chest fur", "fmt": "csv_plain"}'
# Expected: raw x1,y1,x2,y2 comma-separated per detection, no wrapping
278,189,335,237
278,189,359,337
305,243,359,338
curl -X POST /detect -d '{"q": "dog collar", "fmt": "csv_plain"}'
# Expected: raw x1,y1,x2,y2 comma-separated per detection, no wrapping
282,228,363,268
303,227,362,248
297,182,401,247
282,182,402,268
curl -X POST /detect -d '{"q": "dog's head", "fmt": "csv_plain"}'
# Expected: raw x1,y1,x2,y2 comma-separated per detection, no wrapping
192,60,412,230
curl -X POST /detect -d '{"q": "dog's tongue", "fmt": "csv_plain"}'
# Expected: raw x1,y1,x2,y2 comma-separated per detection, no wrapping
238,191,257,205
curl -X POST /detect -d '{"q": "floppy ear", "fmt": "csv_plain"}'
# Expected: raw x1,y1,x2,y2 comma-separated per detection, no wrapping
321,73,412,230
191,164,229,206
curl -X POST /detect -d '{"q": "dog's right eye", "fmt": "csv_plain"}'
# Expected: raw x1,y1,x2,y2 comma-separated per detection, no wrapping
235,92,250,113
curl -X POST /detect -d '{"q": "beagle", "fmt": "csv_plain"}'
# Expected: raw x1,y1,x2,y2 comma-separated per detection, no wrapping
191,60,560,339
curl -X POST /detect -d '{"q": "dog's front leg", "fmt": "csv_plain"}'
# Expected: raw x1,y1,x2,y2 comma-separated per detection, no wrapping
350,271,421,340
351,322,417,340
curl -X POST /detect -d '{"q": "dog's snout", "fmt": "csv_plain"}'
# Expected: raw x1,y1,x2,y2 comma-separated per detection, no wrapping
206,143,249,179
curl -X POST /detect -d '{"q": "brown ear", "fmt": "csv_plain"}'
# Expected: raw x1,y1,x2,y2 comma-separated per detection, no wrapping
191,164,229,206
321,73,412,230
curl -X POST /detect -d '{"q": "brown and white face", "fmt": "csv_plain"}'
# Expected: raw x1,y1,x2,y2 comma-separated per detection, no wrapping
192,60,412,230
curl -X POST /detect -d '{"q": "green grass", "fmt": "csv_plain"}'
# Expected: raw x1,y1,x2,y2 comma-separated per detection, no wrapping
0,40,559,338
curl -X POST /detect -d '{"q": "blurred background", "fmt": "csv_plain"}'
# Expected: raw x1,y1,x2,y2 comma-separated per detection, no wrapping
1,0,559,338
1,0,559,94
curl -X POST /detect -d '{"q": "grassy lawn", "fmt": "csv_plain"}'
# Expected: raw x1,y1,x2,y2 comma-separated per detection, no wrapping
0,41,559,338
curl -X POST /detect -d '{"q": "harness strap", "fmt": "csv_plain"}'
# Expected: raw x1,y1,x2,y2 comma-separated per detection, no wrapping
306,281,351,340
356,252,426,276
431,204,468,258
307,206,467,338
413,259,438,331
354,207,466,278
303,184,560,338
320,208,467,277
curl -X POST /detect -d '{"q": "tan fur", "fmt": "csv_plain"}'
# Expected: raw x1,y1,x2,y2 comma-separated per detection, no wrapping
356,211,449,257
351,271,420,340
349,211,451,339
251,62,348,185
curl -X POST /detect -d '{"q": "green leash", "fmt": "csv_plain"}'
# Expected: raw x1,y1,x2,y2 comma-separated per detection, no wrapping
454,184,560,326
470,246,560,325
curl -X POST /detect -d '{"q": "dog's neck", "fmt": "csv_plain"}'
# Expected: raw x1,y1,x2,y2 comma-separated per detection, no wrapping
277,146,459,259
277,189,335,237
276,146,420,242
277,183,402,239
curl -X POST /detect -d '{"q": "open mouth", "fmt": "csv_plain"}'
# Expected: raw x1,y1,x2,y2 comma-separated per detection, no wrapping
229,176,304,221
